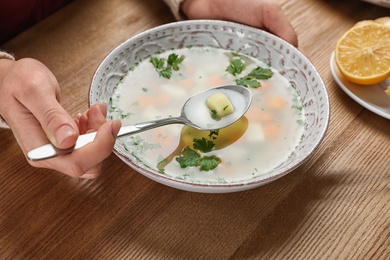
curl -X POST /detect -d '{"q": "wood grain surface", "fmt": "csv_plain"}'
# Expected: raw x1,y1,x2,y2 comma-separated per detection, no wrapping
1,0,389,259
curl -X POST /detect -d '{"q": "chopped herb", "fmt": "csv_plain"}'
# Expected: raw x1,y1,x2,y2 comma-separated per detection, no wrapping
159,68,172,79
175,136,222,171
176,147,200,168
175,147,221,171
193,137,215,153
223,105,229,111
248,67,273,80
208,130,219,140
235,76,261,88
150,56,165,69
150,53,185,79
226,59,245,76
292,105,303,111
167,53,184,71
198,155,221,171
235,66,273,88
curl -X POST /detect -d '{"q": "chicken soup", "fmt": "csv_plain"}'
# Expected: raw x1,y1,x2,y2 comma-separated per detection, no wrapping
109,46,305,183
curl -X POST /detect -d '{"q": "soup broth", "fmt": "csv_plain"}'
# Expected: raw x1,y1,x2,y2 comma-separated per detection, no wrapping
109,47,305,183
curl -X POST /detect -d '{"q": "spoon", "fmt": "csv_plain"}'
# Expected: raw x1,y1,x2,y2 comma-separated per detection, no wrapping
27,85,252,161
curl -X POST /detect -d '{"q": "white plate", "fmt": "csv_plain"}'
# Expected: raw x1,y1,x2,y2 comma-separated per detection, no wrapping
330,52,390,120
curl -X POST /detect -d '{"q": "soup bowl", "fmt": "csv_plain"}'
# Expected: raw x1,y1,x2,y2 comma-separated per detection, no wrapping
89,20,329,193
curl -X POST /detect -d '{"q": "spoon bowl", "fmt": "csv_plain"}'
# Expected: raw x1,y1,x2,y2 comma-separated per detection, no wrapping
182,85,252,130
27,85,252,161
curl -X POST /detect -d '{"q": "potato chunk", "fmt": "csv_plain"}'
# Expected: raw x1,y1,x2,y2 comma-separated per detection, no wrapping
206,92,235,118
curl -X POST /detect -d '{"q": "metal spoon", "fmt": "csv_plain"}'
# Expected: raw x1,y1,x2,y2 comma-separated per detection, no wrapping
27,85,252,161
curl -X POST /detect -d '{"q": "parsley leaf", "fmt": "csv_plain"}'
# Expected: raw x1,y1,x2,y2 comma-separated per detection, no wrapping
176,147,200,168
248,67,273,80
174,135,222,171
175,148,222,171
226,59,245,76
235,67,273,88
235,76,261,88
167,53,185,71
150,53,185,79
159,68,172,79
198,155,221,171
208,130,219,140
193,137,215,153
150,57,165,69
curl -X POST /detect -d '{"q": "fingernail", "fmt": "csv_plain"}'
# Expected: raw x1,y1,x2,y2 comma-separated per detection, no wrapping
55,125,76,146
111,120,121,137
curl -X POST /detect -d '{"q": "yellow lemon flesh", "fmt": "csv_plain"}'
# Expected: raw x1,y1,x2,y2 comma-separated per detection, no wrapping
335,22,390,85
375,16,390,26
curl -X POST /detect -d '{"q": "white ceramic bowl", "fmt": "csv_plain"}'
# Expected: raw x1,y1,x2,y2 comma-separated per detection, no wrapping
90,20,329,193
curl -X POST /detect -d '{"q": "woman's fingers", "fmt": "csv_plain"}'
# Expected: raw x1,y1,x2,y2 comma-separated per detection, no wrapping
30,120,121,178
181,0,298,47
3,58,79,150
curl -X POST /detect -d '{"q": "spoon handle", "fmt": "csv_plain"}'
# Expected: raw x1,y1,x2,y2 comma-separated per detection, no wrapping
117,116,184,137
27,116,185,161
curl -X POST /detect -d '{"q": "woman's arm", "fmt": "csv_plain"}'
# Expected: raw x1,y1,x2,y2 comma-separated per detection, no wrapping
0,51,15,128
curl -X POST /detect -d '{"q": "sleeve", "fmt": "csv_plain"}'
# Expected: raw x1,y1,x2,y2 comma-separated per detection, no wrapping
162,0,187,20
0,121,9,129
0,50,15,61
0,50,15,129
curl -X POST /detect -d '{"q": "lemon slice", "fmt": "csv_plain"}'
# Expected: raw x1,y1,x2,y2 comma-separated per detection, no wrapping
353,20,377,28
335,22,390,85
375,16,390,26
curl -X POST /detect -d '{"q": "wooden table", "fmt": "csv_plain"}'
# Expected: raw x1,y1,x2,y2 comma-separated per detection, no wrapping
1,0,389,258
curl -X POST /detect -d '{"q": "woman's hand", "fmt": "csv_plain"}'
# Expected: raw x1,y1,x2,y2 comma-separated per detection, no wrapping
181,0,298,47
0,58,121,179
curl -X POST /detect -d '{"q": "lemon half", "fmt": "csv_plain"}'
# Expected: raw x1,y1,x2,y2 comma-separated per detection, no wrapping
335,22,390,85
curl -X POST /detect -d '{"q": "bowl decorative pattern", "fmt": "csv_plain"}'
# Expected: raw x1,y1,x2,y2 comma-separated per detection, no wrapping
90,20,329,193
